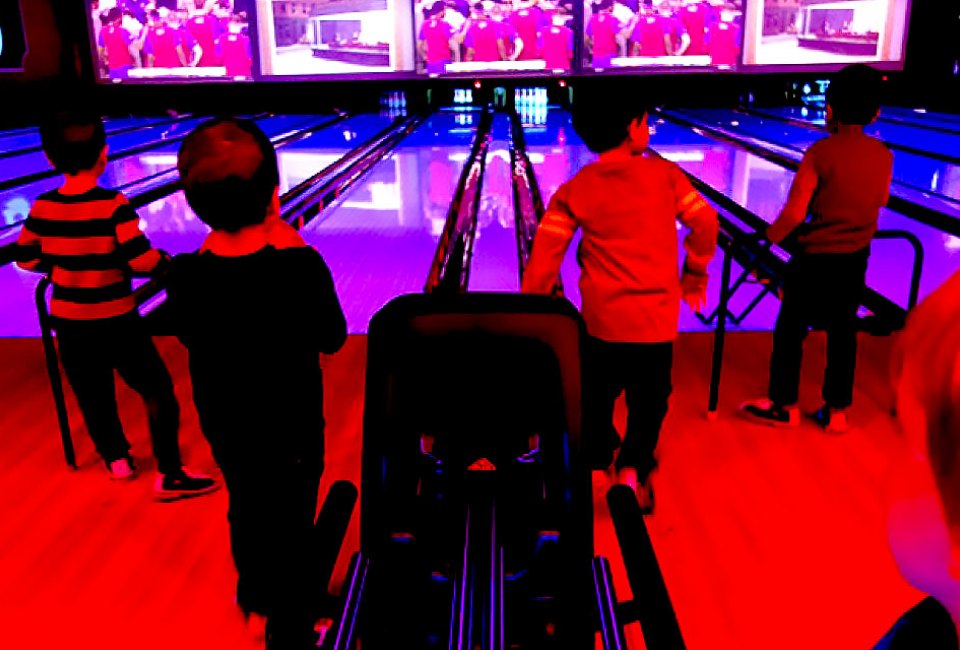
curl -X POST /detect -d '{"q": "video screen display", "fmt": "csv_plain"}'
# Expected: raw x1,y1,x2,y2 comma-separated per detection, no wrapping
90,1,254,81
741,0,911,67
84,0,912,81
414,0,576,76
582,0,744,71
256,0,415,76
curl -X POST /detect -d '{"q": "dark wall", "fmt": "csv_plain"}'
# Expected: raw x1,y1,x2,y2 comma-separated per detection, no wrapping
0,0,60,82
0,0,85,127
898,0,960,110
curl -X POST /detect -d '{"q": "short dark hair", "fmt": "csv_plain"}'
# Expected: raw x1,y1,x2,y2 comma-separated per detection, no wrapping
178,118,279,233
571,89,650,154
101,6,121,24
40,110,107,175
826,64,884,125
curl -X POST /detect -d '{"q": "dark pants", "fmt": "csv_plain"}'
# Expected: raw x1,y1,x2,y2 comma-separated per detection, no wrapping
56,316,182,475
583,336,673,479
202,415,324,648
768,248,870,409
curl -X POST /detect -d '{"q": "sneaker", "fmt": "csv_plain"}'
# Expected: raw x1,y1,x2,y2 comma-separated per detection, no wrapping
637,479,655,515
810,406,848,433
739,399,799,427
154,470,219,502
107,457,136,480
515,446,540,464
618,467,655,515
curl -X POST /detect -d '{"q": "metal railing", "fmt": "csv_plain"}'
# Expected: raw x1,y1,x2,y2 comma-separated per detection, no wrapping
695,228,923,330
35,277,76,468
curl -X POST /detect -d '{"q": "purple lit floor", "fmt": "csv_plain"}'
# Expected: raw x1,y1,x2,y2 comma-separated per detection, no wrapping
1,107,959,339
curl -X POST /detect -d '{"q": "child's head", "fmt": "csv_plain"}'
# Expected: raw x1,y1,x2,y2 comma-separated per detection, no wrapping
825,63,883,126
572,91,651,154
178,118,280,233
887,270,960,605
228,12,244,33
40,110,107,176
102,6,122,25
594,0,613,13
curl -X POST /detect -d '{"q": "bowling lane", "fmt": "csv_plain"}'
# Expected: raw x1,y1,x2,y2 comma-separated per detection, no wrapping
649,117,960,310
299,111,480,334
677,108,960,211
0,117,169,158
0,114,393,337
0,114,322,242
757,105,960,162
526,110,779,332
778,105,960,134
138,114,394,257
0,117,215,186
881,107,960,131
468,113,520,292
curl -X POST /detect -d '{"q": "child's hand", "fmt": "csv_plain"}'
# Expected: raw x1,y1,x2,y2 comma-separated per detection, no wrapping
681,268,708,313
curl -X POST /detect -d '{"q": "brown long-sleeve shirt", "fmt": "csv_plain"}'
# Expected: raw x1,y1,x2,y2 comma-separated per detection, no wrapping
767,129,894,253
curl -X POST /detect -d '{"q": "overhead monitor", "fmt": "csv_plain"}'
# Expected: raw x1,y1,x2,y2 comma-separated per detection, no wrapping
256,0,415,77
582,1,744,73
740,0,912,69
83,0,914,81
89,0,256,82
414,0,575,77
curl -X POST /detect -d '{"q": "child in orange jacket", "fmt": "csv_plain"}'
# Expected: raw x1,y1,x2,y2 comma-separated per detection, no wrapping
522,94,718,512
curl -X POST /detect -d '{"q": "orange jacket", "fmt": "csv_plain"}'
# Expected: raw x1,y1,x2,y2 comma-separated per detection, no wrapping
522,153,718,342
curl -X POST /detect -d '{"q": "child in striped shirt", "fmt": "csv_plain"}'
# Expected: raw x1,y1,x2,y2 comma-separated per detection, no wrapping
16,110,216,499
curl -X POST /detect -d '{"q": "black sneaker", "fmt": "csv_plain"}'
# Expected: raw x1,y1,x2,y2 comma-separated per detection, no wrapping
638,479,655,516
739,399,800,427
809,406,849,433
155,470,219,502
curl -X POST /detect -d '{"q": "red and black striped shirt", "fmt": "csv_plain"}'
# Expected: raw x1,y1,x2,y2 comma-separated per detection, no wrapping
16,188,163,323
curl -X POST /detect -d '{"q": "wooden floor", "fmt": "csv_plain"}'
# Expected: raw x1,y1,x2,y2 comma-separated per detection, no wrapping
0,332,921,650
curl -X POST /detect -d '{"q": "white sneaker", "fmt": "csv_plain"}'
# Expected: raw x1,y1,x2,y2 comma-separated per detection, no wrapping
108,458,135,480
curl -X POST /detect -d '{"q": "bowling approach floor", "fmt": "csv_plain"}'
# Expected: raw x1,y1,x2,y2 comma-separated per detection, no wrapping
0,332,921,650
